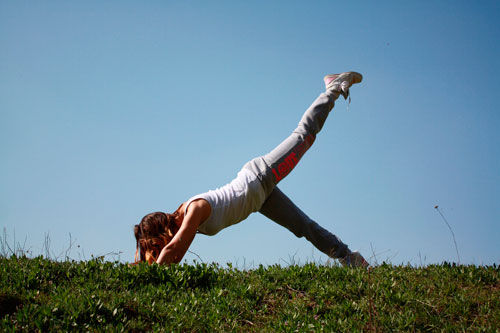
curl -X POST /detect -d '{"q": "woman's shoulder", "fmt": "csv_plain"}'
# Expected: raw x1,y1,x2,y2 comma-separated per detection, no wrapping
186,198,210,209
184,198,211,220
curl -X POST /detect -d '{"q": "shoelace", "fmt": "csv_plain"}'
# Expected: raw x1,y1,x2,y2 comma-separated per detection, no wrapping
340,82,352,111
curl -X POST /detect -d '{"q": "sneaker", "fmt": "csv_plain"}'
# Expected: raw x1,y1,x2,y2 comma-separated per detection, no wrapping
323,72,363,99
339,250,369,268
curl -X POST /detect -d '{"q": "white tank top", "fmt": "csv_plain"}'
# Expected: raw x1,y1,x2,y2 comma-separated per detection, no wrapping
185,168,267,236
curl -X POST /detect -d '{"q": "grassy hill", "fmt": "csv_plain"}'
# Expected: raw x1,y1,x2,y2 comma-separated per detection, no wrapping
1,256,499,331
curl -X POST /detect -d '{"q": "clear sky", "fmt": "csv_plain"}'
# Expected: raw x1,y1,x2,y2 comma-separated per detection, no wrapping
1,1,499,266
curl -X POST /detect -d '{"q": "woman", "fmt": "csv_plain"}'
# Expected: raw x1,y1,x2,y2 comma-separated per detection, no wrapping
134,71,368,267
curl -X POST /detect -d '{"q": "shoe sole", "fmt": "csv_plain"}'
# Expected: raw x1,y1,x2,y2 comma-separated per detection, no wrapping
350,71,363,84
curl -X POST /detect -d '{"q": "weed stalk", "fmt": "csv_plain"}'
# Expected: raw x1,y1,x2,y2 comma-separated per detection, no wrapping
434,205,461,264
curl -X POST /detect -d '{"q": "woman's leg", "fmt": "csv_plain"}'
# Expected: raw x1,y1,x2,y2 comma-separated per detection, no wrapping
243,72,364,262
258,186,349,259
244,72,362,195
243,90,337,196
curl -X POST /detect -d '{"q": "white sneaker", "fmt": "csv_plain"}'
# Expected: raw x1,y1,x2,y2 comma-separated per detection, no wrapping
339,250,369,268
323,71,363,99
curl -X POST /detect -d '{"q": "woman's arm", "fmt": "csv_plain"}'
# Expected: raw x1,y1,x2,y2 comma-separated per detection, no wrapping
156,199,211,265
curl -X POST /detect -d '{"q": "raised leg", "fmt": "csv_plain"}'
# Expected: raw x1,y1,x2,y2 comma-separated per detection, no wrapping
243,71,362,197
243,90,337,196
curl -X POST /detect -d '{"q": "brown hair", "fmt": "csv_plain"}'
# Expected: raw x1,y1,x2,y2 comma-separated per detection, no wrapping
134,211,180,263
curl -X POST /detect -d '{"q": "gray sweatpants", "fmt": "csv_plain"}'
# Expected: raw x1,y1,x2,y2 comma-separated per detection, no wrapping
243,91,349,259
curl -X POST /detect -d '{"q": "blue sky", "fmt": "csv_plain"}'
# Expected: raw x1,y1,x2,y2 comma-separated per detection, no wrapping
1,1,499,266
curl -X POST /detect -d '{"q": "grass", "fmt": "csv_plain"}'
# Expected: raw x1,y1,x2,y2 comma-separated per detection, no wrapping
1,255,499,331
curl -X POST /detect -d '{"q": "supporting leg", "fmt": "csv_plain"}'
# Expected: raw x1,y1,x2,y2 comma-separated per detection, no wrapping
258,186,349,259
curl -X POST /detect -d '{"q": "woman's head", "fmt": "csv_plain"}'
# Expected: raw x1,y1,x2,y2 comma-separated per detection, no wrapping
134,211,180,264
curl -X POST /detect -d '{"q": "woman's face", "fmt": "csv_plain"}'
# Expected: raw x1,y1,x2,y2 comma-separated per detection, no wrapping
144,238,166,264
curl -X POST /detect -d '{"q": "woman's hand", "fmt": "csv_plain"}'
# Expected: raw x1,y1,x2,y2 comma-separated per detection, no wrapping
156,199,211,265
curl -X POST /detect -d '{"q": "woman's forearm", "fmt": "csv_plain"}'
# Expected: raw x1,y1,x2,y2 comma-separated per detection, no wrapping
156,246,183,265
156,226,197,265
